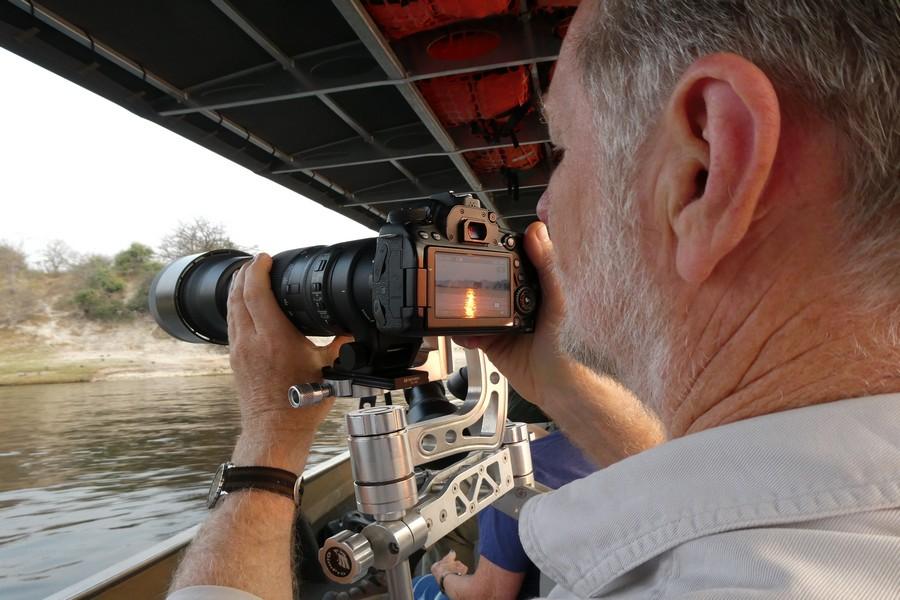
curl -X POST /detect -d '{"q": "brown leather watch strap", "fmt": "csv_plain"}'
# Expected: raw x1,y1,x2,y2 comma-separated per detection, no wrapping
209,463,303,508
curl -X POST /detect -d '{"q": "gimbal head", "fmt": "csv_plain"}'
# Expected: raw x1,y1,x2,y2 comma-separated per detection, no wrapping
289,341,545,599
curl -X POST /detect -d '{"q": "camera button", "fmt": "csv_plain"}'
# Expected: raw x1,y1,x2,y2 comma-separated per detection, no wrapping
515,287,537,315
418,231,429,240
431,232,442,240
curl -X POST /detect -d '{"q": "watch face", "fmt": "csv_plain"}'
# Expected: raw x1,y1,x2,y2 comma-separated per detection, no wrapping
207,463,229,509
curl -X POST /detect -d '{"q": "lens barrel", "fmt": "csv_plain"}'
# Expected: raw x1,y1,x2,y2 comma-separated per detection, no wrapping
149,239,376,345
271,239,375,338
149,249,251,344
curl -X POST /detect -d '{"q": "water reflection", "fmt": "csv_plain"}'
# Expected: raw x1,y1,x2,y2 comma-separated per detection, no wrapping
0,376,357,599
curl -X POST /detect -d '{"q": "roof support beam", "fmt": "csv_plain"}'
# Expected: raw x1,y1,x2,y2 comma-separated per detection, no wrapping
518,0,557,167
343,166,551,208
272,111,550,173
208,0,430,197
330,0,503,224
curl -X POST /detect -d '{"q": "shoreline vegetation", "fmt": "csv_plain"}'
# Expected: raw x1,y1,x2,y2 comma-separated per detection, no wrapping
1,220,239,386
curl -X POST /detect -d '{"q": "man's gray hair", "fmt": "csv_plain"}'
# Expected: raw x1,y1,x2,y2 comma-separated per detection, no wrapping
576,0,900,297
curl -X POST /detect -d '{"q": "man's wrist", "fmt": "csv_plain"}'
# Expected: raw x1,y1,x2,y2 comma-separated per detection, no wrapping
216,485,298,511
231,430,314,473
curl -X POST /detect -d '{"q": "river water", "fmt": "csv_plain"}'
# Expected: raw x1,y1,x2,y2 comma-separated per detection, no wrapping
0,376,360,599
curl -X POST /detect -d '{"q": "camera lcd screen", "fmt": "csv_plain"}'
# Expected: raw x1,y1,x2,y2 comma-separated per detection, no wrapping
433,252,511,319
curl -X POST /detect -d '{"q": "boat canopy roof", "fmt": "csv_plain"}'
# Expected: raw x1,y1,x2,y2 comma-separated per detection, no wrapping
0,0,575,231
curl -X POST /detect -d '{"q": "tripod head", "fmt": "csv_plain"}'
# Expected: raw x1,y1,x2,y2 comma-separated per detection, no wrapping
289,340,544,599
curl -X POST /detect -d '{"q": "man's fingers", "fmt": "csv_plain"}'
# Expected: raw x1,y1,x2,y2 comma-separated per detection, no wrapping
227,261,255,338
523,221,565,317
242,254,290,335
324,335,353,363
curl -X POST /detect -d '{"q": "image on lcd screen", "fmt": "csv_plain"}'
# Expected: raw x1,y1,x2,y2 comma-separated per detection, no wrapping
434,252,510,319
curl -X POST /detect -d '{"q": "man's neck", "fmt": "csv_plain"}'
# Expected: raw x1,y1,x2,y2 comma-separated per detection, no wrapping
664,243,900,437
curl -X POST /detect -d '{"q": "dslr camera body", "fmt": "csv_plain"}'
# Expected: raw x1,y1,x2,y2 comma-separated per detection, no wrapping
150,192,539,381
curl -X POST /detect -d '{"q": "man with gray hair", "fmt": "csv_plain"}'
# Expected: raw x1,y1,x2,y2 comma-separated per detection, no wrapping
168,1,899,598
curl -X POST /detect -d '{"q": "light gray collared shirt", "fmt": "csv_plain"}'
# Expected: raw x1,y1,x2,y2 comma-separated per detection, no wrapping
519,393,900,599
169,393,900,599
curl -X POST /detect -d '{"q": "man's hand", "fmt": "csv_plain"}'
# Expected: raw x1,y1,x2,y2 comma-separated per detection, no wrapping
455,221,568,404
431,550,469,585
456,222,665,466
227,253,349,471
170,253,344,598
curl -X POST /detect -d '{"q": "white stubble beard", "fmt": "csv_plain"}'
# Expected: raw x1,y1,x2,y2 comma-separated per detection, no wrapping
551,175,671,418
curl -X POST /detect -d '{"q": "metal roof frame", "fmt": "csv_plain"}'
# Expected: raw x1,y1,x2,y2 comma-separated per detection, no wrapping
154,15,561,117
329,0,505,225
4,0,395,221
3,0,561,228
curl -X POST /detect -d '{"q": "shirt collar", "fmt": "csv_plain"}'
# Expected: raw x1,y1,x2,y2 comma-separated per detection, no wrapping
519,394,900,597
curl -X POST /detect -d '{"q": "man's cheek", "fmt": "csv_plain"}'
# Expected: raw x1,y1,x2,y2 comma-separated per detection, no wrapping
552,235,577,284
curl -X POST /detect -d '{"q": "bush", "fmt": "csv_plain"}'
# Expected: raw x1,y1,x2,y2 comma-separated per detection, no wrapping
88,266,126,294
72,257,128,321
74,288,126,320
127,271,157,313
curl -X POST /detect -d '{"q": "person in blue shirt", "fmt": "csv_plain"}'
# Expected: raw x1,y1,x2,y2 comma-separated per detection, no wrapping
413,429,595,599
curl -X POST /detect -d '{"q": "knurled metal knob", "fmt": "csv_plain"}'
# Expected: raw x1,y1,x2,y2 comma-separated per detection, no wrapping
319,530,374,584
288,383,333,408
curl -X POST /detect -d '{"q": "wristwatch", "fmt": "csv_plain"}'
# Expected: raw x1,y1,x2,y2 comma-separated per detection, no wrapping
440,571,463,594
206,462,304,509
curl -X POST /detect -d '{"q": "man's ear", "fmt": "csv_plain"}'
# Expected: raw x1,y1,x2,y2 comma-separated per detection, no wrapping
660,53,781,283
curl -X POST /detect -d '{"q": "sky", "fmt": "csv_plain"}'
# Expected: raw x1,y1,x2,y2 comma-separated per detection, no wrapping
0,47,374,265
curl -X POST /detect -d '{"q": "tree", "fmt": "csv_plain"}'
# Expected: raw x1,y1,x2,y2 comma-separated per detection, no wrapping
40,239,79,274
0,242,37,326
0,242,28,279
114,242,158,276
158,218,236,261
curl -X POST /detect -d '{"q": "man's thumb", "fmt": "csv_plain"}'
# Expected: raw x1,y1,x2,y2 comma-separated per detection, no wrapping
524,222,563,309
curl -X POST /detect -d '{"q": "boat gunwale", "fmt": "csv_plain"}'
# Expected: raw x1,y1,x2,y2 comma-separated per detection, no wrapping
43,451,352,600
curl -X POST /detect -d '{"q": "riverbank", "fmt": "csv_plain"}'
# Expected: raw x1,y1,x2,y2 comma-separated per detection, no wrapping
0,314,231,386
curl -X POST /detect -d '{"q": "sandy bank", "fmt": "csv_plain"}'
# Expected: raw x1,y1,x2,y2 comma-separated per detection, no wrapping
0,313,232,386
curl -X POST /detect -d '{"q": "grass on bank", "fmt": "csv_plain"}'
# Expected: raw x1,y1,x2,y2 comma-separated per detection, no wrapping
0,328,105,385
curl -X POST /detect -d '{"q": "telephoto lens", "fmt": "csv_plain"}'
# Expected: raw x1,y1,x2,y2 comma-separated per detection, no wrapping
148,239,376,345
149,249,250,344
